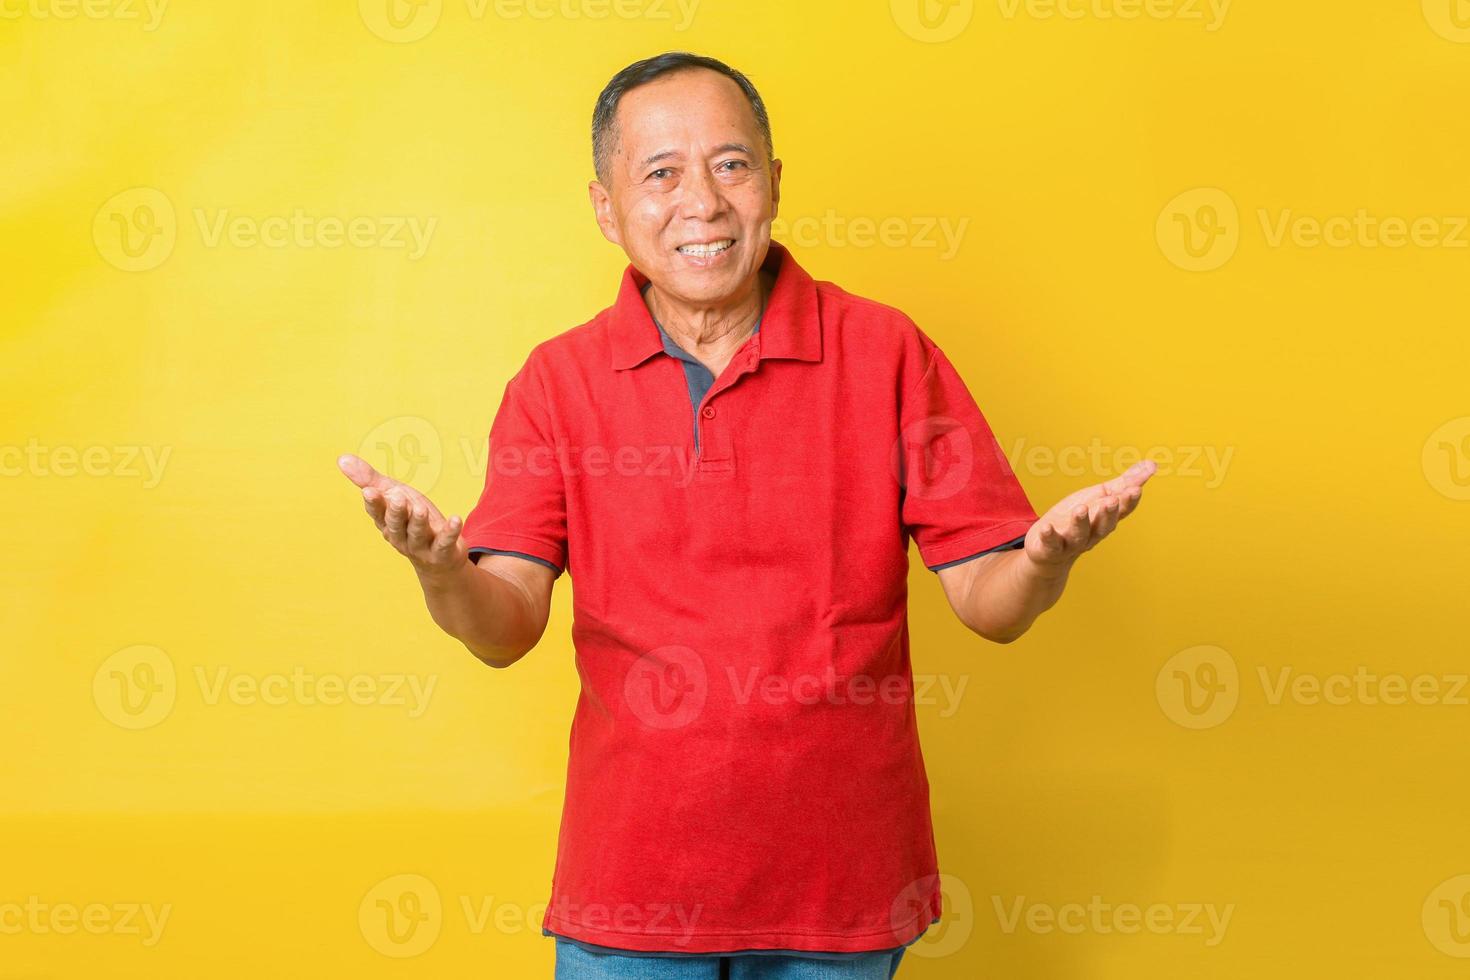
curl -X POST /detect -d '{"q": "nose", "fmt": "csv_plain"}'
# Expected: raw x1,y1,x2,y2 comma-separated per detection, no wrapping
677,163,724,221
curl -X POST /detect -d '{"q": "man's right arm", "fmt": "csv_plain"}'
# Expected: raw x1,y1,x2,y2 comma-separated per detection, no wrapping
338,451,557,669
416,555,555,668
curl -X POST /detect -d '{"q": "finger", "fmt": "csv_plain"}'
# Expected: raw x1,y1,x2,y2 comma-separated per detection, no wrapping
384,481,443,523
337,453,398,492
406,503,434,551
1089,495,1122,542
383,489,410,547
1062,504,1092,550
1036,521,1066,557
409,488,445,525
431,515,464,559
1101,459,1157,496
1115,486,1143,520
361,488,387,530
1088,493,1119,524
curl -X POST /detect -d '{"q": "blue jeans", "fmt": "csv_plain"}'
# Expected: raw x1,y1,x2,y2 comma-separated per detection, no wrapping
553,940,906,979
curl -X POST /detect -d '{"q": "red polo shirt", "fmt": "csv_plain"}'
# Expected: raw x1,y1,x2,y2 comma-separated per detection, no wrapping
461,241,1039,954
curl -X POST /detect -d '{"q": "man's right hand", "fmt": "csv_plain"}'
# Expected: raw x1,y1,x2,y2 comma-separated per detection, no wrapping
337,453,468,578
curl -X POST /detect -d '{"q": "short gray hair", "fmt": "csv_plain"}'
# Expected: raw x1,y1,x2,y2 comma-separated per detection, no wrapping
592,51,773,184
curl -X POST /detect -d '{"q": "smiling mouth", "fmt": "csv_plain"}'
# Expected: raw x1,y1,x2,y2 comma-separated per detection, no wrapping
676,238,736,256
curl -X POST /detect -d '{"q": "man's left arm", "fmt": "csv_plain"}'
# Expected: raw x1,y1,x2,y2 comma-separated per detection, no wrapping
936,460,1156,643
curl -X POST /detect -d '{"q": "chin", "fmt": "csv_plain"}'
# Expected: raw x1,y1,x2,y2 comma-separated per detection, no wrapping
671,269,745,301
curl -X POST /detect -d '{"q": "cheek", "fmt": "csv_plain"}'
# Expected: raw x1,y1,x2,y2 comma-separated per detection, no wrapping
731,186,773,220
628,196,670,231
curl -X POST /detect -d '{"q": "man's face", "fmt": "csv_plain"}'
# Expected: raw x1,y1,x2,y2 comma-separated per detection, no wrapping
590,69,781,306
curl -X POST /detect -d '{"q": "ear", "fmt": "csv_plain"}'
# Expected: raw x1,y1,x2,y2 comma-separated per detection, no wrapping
769,158,783,217
588,179,622,247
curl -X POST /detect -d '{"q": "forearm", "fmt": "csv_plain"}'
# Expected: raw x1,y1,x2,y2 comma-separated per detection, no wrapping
415,560,542,667
959,549,1071,643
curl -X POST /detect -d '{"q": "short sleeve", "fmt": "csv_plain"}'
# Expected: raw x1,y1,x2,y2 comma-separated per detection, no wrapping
898,343,1039,571
461,359,568,577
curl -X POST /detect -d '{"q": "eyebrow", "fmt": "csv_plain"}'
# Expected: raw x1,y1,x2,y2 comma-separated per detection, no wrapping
637,143,755,170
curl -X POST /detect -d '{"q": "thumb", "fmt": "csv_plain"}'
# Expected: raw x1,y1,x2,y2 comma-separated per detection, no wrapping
337,453,395,491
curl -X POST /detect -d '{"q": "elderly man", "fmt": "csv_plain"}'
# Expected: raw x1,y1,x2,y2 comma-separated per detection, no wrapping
338,51,1152,980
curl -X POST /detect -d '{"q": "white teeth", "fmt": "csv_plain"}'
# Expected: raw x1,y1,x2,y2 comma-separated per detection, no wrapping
678,239,734,255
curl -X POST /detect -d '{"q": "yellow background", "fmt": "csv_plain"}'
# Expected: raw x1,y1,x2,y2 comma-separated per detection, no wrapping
3,0,1468,976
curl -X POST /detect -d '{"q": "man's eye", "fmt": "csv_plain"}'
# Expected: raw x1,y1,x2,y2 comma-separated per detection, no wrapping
650,168,673,180
719,160,749,172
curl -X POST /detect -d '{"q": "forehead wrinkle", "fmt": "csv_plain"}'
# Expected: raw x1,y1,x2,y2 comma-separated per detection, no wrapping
615,89,766,171
634,142,755,171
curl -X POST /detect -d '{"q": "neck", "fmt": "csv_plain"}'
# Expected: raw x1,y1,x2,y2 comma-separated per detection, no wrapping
645,268,775,357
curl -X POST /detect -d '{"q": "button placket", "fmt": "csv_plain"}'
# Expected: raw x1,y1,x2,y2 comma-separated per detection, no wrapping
696,398,727,464
695,351,757,468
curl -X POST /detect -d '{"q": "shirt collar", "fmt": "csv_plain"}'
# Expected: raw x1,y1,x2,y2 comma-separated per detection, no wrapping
609,240,821,371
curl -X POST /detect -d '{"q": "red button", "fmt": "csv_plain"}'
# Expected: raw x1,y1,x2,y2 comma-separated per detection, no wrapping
701,405,716,419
